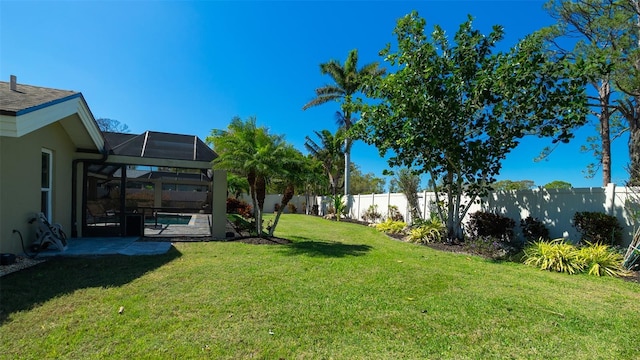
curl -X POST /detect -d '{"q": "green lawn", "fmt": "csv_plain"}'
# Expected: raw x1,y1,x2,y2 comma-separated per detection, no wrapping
1,214,639,359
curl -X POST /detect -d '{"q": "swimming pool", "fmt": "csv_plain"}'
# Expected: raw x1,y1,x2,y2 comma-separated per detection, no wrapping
145,214,192,225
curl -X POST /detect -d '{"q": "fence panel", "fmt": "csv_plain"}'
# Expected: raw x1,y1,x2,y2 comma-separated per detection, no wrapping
235,184,637,246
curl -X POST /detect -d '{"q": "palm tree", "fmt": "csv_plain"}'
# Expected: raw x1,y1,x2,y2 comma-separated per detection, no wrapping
207,116,286,236
302,49,385,198
304,129,345,196
267,145,307,236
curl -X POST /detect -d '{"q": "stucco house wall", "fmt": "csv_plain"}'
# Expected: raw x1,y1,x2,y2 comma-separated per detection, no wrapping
0,121,78,254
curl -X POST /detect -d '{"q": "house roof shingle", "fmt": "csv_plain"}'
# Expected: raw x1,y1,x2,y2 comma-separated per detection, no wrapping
0,81,80,115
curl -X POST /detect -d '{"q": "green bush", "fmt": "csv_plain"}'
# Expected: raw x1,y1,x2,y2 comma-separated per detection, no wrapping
572,211,623,246
407,217,446,244
523,239,584,275
468,211,516,243
374,219,407,234
576,242,627,277
520,216,549,242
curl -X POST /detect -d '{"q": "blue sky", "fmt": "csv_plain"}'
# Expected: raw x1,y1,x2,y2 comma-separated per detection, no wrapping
0,0,630,189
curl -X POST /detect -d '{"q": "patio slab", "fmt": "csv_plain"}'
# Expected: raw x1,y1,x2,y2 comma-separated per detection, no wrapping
35,237,173,257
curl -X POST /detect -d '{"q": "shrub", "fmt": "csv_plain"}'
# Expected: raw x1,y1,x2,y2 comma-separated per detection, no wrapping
463,236,518,260
407,217,446,244
287,203,297,214
388,205,404,222
523,239,584,274
329,194,347,221
227,197,253,218
374,219,407,234
576,242,627,277
362,205,382,223
523,239,628,277
572,211,623,246
407,215,445,244
468,211,516,243
520,216,549,242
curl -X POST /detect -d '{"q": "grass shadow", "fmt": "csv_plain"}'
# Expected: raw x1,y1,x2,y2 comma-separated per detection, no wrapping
0,247,181,325
282,236,372,258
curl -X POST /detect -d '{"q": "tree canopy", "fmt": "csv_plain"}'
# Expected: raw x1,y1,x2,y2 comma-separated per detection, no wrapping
353,11,588,240
303,49,386,197
492,180,536,191
207,116,292,236
96,118,129,133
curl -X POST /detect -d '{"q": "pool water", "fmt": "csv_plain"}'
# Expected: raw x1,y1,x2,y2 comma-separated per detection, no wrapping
146,214,192,225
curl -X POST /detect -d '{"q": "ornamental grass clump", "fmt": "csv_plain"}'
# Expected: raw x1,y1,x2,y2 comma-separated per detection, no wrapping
523,239,627,277
576,242,627,277
407,216,446,244
374,218,407,234
523,239,584,275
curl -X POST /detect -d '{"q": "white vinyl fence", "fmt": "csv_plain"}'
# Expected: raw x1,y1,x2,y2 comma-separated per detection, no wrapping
248,183,639,247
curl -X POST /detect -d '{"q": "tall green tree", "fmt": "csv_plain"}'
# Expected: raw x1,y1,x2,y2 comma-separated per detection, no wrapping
540,0,630,186
207,116,287,236
349,163,385,194
304,129,345,196
226,173,250,199
303,49,385,198
544,180,573,189
492,180,536,191
614,0,640,184
354,12,588,240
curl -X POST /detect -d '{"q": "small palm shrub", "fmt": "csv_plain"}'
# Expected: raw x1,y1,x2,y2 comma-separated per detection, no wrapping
407,217,446,244
572,211,623,246
520,216,549,242
329,194,347,221
374,219,407,234
362,205,382,223
576,242,627,277
523,239,584,275
388,205,404,222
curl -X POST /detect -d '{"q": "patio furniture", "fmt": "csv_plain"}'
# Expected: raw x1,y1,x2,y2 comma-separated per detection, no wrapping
29,212,68,252
86,202,118,225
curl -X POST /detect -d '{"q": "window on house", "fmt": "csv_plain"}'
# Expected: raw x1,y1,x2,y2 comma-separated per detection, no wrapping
41,149,53,219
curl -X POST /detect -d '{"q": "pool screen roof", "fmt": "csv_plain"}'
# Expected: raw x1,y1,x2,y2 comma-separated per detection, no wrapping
104,131,217,162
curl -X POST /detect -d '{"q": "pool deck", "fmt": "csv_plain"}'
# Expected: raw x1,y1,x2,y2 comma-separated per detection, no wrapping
143,213,213,237
36,237,173,257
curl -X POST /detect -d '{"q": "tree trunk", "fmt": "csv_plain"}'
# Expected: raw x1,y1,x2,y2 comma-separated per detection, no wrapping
629,104,640,185
247,171,258,219
598,81,612,186
255,175,266,237
268,184,295,237
344,139,351,218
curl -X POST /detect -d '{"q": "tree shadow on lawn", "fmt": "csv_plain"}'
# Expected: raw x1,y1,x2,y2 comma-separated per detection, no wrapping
0,247,181,325
281,236,372,258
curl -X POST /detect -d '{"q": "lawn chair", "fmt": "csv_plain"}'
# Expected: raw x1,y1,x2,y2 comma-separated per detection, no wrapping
29,212,68,252
86,202,117,225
